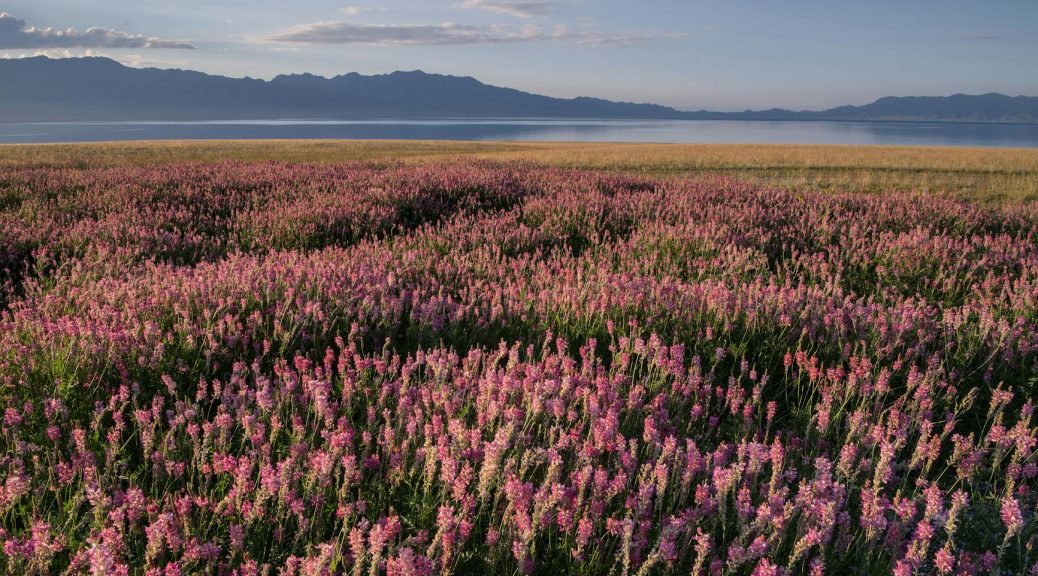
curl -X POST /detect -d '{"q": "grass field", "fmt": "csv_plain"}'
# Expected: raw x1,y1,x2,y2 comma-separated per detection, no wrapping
0,142,1036,575
3,140,1038,201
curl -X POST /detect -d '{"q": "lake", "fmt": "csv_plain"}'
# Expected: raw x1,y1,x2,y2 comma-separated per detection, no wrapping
1,118,1037,147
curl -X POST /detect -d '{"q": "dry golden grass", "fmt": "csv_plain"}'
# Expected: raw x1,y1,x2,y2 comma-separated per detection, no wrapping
0,140,516,168
3,140,1036,202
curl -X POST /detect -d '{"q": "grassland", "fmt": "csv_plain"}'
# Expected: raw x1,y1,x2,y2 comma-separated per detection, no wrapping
3,140,1037,202
1,142,1037,574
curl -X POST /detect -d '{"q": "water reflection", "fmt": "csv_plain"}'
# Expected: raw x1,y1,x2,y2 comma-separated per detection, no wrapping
0,118,1036,147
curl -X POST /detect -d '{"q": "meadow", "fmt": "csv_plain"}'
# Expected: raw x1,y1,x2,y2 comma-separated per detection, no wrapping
0,142,1036,575
3,140,1038,202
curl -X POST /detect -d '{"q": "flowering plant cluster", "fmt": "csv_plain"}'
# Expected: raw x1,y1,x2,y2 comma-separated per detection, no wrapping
0,161,1036,575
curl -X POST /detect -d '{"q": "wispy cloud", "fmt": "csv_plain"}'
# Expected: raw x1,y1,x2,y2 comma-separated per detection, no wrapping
0,49,189,71
1,48,102,59
0,12,194,50
457,0,555,18
341,6,372,16
265,21,647,46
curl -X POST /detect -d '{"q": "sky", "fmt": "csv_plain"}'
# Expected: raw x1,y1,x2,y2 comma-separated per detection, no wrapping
1,1,1036,110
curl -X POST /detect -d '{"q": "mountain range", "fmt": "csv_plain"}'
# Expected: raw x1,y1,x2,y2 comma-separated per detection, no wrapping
2,56,1036,123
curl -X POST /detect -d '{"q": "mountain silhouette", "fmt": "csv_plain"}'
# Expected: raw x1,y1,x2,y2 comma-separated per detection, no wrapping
1,56,1035,123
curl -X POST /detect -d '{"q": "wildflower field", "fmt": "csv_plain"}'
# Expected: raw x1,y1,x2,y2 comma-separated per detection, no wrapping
0,157,1036,575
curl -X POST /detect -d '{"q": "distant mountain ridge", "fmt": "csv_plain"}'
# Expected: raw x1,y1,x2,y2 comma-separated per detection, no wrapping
1,56,1036,123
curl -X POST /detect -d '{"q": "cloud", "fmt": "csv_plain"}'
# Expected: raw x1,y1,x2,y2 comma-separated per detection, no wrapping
0,12,194,50
1,48,103,60
340,6,387,16
0,49,191,71
265,21,647,46
457,0,555,18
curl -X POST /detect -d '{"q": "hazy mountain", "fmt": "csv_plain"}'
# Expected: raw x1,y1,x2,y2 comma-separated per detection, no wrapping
1,56,1036,123
815,93,1038,123
269,71,685,118
0,57,364,121
0,56,686,121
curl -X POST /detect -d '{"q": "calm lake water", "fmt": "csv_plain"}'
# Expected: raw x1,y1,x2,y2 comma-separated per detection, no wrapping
1,118,1037,147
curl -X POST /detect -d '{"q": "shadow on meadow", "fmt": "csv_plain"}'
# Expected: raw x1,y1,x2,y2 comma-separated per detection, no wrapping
0,160,1036,575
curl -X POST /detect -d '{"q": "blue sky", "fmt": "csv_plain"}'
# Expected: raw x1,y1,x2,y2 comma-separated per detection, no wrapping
1,1,1035,110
